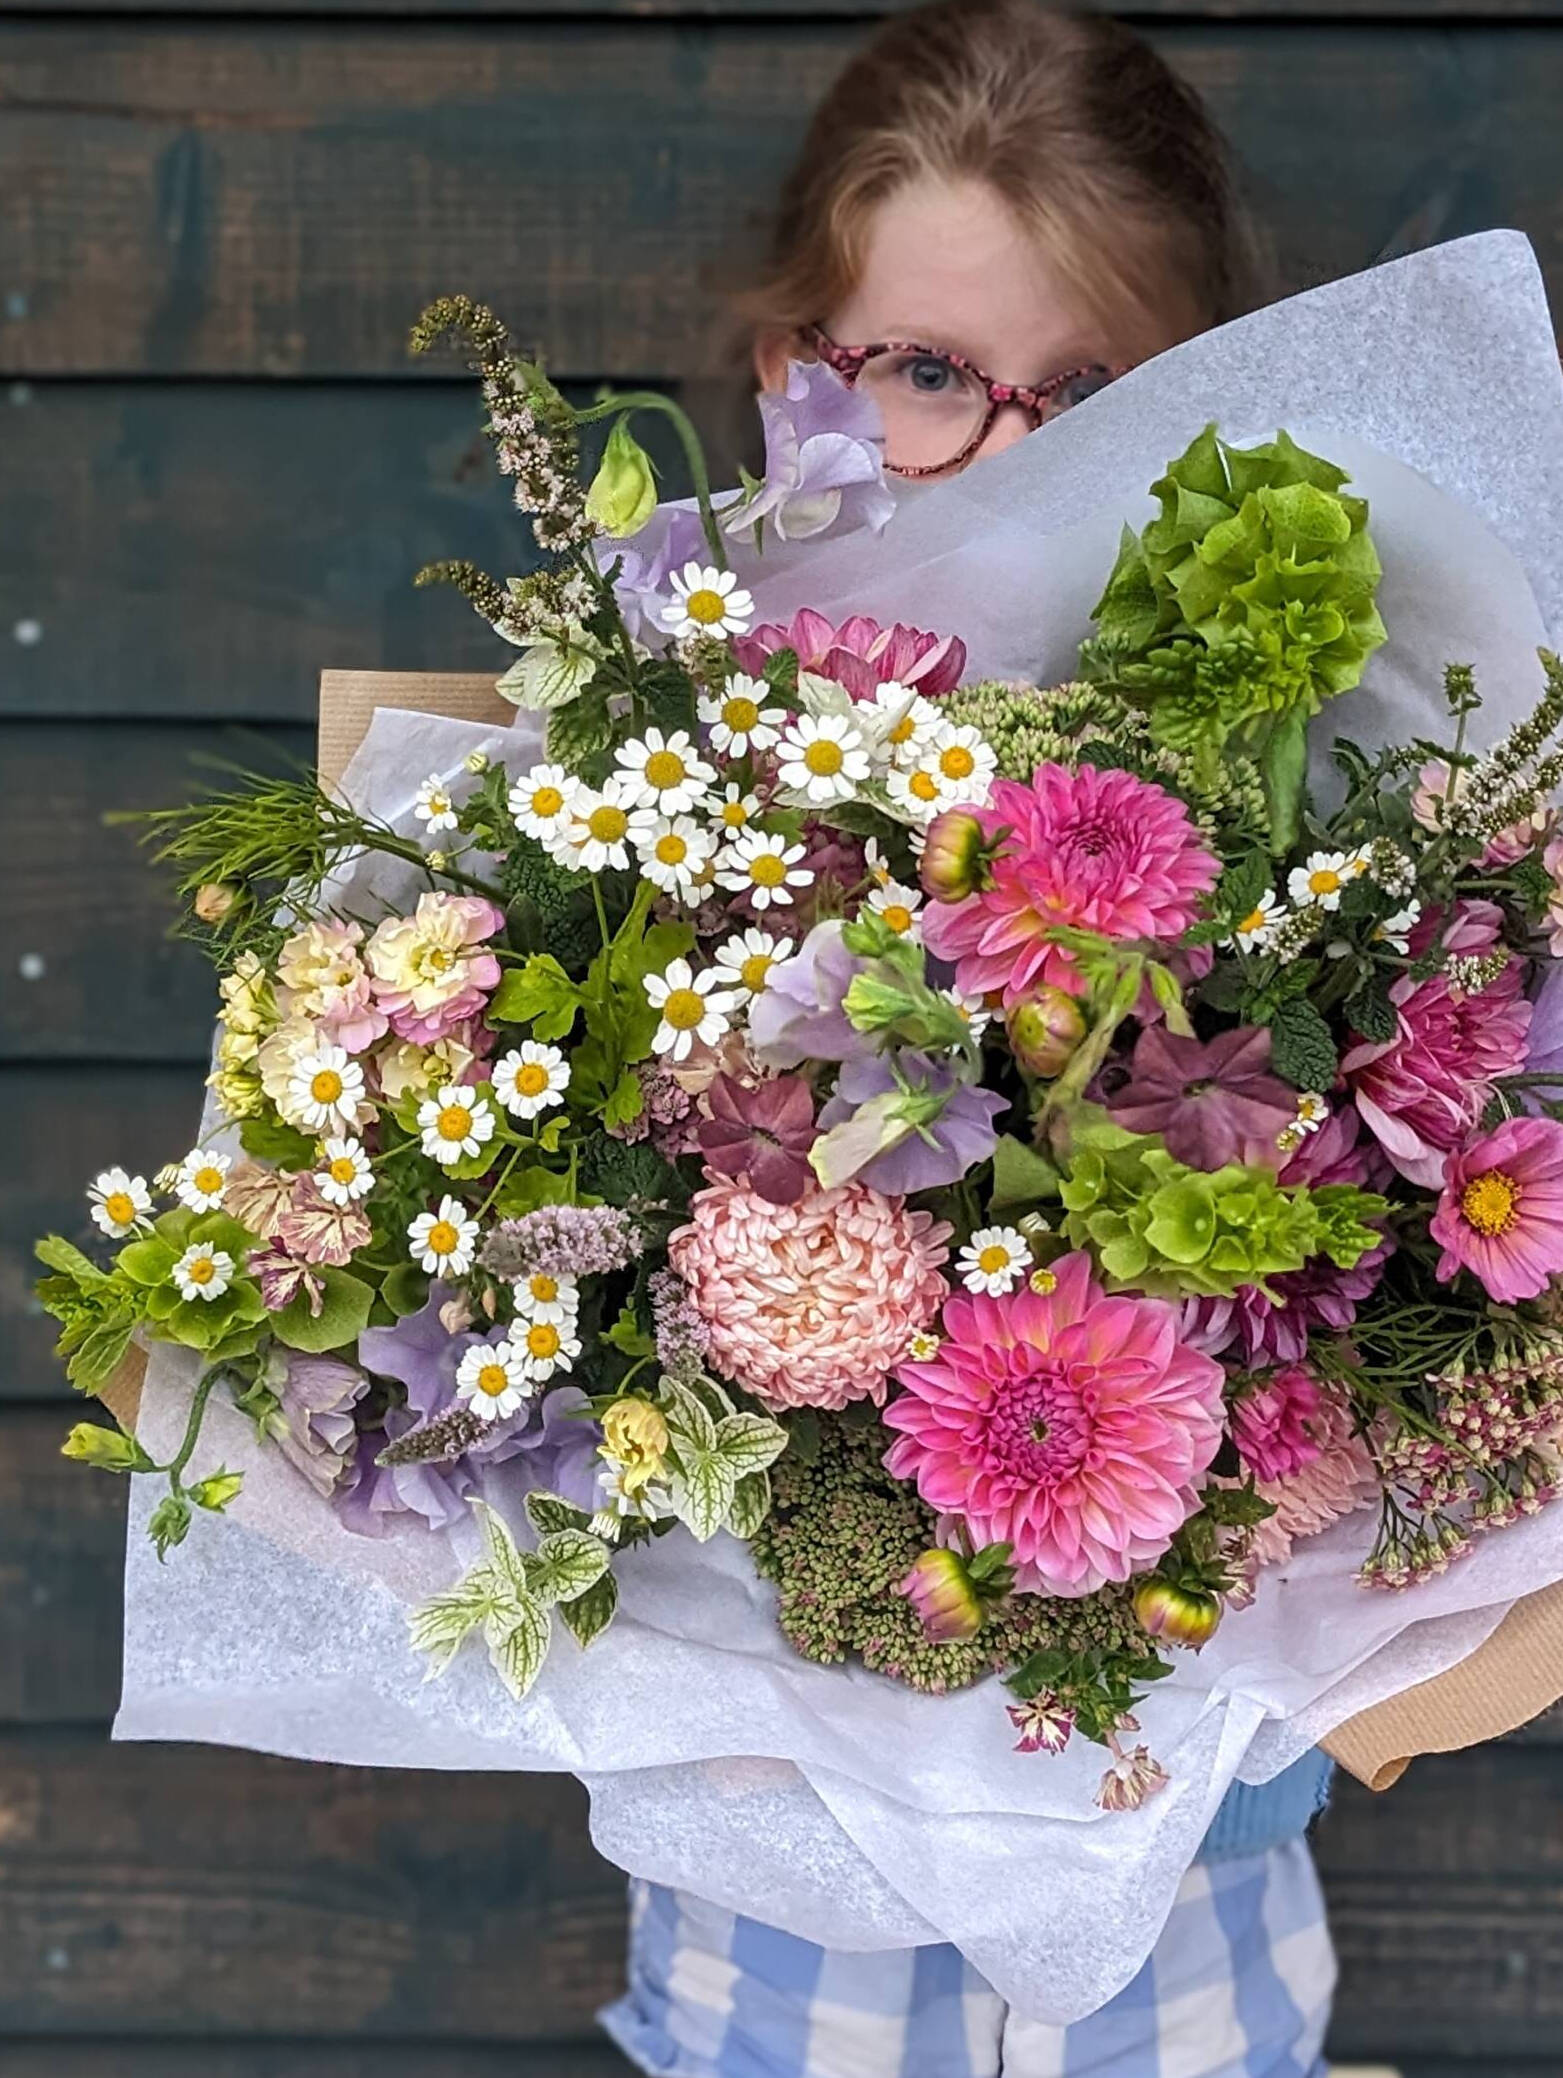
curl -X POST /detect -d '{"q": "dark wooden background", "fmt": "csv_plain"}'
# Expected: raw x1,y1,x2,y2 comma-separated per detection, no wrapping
5,0,1563,2069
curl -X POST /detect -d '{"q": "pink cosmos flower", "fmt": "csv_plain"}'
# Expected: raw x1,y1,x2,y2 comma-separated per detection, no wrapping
667,1175,950,1412
366,894,506,1046
1231,1364,1326,1483
732,608,966,698
884,1252,1225,1597
1343,902,1531,1187
1431,1115,1563,1303
920,764,1220,1006
1246,1391,1378,1571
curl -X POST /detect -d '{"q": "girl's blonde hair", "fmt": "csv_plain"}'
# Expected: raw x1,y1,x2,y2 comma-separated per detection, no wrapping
743,0,1265,360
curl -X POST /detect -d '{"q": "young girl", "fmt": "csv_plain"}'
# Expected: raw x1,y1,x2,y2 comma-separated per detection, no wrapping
605,5,1335,2071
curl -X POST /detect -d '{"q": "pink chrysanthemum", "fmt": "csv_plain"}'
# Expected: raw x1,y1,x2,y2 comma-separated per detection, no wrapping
733,607,965,698
1431,1115,1563,1304
1343,901,1531,1188
1246,1392,1378,1571
1231,1364,1326,1483
920,764,1220,1005
668,1175,951,1412
883,1252,1225,1597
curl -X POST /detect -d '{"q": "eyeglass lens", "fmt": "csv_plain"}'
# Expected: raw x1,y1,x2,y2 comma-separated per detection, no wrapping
854,350,1115,472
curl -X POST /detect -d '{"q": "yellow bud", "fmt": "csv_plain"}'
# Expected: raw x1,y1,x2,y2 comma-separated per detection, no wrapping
601,1396,669,1487
585,418,658,538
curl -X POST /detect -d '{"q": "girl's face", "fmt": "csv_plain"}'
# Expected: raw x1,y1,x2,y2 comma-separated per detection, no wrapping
766,174,1156,479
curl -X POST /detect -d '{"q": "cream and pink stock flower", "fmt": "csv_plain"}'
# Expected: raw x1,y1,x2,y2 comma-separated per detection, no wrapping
920,764,1220,1006
366,893,507,1046
275,919,386,1053
668,1174,950,1412
884,1253,1226,1598
1431,1116,1563,1304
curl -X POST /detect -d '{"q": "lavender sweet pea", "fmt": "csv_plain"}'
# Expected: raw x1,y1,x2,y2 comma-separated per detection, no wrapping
723,360,895,545
814,1051,1007,1195
747,921,871,1069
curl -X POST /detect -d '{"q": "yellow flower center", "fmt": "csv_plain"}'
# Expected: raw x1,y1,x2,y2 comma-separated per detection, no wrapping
655,832,689,866
977,1243,1012,1275
803,737,844,777
329,1156,358,1185
749,851,787,888
1307,868,1342,898
588,804,629,843
888,714,916,745
685,588,726,626
526,1322,562,1361
939,744,976,781
739,953,774,994
1239,905,1268,936
662,986,706,1031
529,1273,560,1304
909,770,940,802
428,792,450,816
1461,1168,1520,1237
516,1063,549,1097
477,1362,510,1398
644,749,688,791
720,799,750,828
427,1220,459,1256
193,1166,224,1196
530,784,563,818
104,1191,135,1225
310,1068,344,1104
437,1103,473,1142
880,903,914,935
1029,1268,1058,1295
723,696,760,733
185,1255,216,1287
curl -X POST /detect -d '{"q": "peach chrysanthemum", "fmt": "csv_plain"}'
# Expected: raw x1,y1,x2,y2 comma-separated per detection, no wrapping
668,1176,951,1412
1247,1390,1379,1570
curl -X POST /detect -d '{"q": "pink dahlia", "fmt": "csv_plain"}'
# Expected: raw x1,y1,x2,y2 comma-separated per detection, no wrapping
1431,1115,1563,1303
732,607,966,699
1246,1391,1378,1571
883,1252,1225,1597
920,764,1220,1006
667,1175,950,1412
1231,1364,1326,1483
1343,901,1531,1187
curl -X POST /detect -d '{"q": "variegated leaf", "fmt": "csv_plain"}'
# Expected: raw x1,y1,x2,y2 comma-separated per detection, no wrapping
530,1527,612,1606
667,1449,739,1543
471,1497,530,1599
713,1412,787,1480
407,1571,497,1677
725,1469,773,1541
483,1589,552,1702
558,1569,619,1649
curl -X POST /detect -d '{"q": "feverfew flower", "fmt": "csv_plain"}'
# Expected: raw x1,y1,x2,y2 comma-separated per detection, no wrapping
943,987,993,1043
314,1136,374,1206
287,1043,366,1132
407,1197,480,1278
698,674,784,758
630,811,720,899
552,775,638,872
865,879,923,939
776,713,872,807
171,1244,235,1304
512,1268,579,1325
925,721,997,805
716,828,814,911
175,1147,231,1213
512,1314,582,1382
886,758,951,824
660,563,755,641
493,1042,570,1121
643,958,739,1062
708,782,760,837
507,763,580,845
417,1089,497,1167
1372,900,1422,955
1223,888,1284,953
865,681,940,767
712,926,793,1001
1287,850,1364,912
958,1225,1032,1295
89,1168,153,1238
413,774,459,834
615,728,718,815
454,1338,533,1423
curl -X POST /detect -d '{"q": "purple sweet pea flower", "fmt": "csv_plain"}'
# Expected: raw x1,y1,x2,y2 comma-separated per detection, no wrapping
815,1050,1007,1195
272,1352,368,1499
724,361,894,546
747,921,872,1069
595,502,708,641
1524,964,1563,1110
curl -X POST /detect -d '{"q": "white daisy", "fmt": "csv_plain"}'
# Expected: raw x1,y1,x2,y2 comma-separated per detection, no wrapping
630,811,720,900
715,829,814,911
592,1462,676,1536
287,1043,366,1131
943,986,993,1043
775,712,872,807
659,562,755,640
1222,888,1285,954
171,1244,235,1304
1373,899,1422,955
454,1339,534,1423
886,759,950,824
512,1313,582,1382
708,781,761,837
615,728,718,815
863,838,895,888
865,879,924,938
712,926,793,1001
417,1090,498,1167
507,763,580,845
175,1147,232,1213
698,674,785,758
512,1267,580,1326
88,1167,153,1239
413,774,459,835
407,1196,480,1278
864,681,941,768
643,958,740,1062
958,1225,1033,1296
493,1042,570,1121
551,774,637,872
1292,1092,1331,1136
1287,850,1357,913
925,722,997,804
314,1135,374,1206
906,1328,942,1362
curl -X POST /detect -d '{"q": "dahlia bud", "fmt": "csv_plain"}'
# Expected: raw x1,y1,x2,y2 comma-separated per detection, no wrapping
898,1547,983,1643
1007,987,1086,1078
193,881,238,925
584,418,658,538
1133,1579,1222,1651
918,809,992,902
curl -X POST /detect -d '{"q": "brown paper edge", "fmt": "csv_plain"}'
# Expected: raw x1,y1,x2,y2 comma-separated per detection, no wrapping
94,669,1563,1777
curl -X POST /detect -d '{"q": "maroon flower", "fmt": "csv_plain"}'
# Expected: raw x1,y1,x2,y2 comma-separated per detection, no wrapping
1107,1025,1298,1171
697,1073,818,1205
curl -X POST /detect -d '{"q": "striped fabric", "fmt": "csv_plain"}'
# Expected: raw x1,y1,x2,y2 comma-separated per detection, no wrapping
600,1840,1335,2078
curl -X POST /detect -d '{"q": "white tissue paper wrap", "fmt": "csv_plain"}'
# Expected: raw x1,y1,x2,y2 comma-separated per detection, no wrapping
117,231,1563,2021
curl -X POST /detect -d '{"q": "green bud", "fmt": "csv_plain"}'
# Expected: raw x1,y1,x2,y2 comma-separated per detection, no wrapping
147,1495,193,1561
61,1421,155,1474
1133,1578,1222,1651
190,1468,245,1513
585,418,657,538
899,1548,983,1642
1007,987,1087,1078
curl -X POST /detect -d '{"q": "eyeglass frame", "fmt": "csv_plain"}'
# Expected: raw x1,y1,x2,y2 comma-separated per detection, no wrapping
805,322,1129,477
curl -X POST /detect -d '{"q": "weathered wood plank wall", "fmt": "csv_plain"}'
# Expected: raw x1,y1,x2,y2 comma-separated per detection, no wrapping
4,2,1563,2068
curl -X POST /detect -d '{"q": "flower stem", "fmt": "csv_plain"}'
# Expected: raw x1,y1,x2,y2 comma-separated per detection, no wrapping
573,392,726,566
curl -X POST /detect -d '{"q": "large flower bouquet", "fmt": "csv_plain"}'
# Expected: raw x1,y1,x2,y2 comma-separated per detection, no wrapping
41,295,1563,1815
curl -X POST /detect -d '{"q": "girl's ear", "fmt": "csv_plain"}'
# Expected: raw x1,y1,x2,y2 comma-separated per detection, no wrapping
753,328,798,393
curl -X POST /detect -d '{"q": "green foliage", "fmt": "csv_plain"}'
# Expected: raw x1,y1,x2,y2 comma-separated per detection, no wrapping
1005,1640,1172,1748
987,1135,1060,1219
1266,996,1339,1091
546,686,616,772
1344,978,1397,1044
61,1421,156,1474
239,1114,319,1169
499,834,601,975
270,1267,375,1353
658,1376,788,1542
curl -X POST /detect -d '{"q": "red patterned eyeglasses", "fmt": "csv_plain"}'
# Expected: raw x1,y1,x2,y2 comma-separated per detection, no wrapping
806,323,1127,477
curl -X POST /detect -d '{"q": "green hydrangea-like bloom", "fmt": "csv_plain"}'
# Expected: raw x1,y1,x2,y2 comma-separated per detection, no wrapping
749,1412,1141,1693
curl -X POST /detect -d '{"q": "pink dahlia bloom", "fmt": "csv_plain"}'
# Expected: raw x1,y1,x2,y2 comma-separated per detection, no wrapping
1247,1392,1378,1571
366,893,507,1046
920,764,1220,1006
883,1251,1225,1597
668,1175,950,1412
1231,1364,1326,1483
1342,901,1531,1187
1431,1115,1563,1303
732,607,966,698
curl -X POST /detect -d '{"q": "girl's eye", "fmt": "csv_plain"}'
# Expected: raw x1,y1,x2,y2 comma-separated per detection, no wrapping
906,355,955,395
1049,366,1116,414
